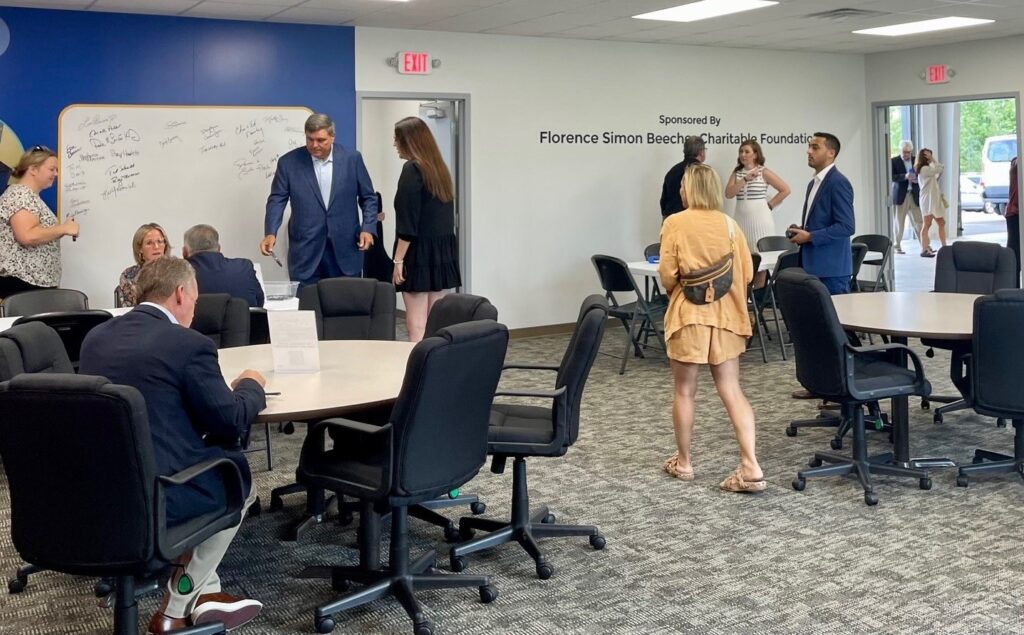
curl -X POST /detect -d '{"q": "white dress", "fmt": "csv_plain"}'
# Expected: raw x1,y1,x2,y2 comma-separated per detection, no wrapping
731,168,775,250
918,162,945,219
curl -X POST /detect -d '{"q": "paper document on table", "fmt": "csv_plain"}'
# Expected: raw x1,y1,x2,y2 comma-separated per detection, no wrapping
267,310,320,374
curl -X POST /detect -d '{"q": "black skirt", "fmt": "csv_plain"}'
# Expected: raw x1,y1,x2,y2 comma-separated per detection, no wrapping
397,234,461,292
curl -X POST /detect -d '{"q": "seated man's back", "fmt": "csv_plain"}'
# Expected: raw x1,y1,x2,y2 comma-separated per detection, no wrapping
188,250,265,308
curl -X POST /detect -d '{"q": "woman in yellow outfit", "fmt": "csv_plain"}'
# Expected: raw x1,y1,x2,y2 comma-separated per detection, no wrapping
658,163,765,493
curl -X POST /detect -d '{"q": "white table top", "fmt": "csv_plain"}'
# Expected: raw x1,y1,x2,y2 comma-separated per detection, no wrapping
628,250,787,278
218,340,416,423
832,292,978,340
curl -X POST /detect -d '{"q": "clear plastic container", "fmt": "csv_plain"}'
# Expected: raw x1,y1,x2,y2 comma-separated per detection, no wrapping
264,281,299,301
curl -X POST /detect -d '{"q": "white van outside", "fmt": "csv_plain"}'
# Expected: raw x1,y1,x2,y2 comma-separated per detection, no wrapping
981,134,1018,214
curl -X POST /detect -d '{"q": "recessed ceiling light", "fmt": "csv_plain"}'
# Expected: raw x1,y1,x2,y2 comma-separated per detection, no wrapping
853,16,993,37
633,0,778,23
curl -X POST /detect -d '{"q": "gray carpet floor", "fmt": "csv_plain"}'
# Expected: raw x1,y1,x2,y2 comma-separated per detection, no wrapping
2,325,1024,634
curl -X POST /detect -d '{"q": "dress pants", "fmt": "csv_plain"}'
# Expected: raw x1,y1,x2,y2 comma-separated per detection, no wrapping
894,197,922,250
163,486,258,618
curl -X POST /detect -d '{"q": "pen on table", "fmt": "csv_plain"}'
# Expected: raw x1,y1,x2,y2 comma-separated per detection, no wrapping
265,391,282,396
268,250,283,267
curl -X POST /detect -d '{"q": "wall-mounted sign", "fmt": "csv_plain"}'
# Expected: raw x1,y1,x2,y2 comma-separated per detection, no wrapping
397,51,432,75
924,64,953,84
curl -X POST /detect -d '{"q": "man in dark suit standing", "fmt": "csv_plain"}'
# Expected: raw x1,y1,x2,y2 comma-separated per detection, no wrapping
788,132,855,295
183,224,264,307
659,136,706,219
891,140,922,254
261,113,379,288
80,257,267,634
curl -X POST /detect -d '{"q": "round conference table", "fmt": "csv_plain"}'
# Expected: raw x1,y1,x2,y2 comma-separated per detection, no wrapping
831,291,978,469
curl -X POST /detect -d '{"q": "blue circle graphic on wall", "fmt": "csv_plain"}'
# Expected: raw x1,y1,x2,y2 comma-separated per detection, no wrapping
0,18,9,56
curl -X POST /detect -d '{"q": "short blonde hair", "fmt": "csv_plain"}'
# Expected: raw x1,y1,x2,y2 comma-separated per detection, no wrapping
131,223,170,266
136,256,195,304
683,163,723,211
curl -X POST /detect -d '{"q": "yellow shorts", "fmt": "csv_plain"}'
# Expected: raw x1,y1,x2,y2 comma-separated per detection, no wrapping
666,325,748,365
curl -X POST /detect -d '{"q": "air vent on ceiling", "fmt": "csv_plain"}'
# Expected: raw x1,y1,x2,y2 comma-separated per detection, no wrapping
805,8,889,22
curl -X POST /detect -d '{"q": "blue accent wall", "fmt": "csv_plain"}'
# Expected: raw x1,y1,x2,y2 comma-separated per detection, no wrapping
0,7,355,206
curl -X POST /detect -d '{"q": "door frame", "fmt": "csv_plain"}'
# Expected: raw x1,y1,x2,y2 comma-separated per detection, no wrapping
871,91,1022,289
356,91,472,292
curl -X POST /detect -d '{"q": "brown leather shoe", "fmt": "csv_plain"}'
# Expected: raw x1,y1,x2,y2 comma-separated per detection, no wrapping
191,592,263,631
791,389,817,399
147,611,191,634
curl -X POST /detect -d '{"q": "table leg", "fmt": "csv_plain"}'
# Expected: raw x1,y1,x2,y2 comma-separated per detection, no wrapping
891,336,912,467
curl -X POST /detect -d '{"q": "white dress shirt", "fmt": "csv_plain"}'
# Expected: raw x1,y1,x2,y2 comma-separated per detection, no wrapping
805,162,836,217
140,301,178,325
312,149,334,206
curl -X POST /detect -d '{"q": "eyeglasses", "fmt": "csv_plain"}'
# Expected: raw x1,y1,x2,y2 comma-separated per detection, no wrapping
143,239,167,247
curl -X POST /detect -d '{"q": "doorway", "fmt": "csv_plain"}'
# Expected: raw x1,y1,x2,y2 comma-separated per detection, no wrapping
873,95,1020,291
356,93,471,298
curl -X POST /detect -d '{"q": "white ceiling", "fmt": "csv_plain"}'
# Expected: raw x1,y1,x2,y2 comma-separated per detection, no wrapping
3,0,1024,54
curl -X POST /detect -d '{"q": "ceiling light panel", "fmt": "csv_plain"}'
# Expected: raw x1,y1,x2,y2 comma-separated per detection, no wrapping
633,0,779,23
853,16,994,37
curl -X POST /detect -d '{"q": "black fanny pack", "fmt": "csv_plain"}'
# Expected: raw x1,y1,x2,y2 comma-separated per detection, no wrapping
678,217,735,305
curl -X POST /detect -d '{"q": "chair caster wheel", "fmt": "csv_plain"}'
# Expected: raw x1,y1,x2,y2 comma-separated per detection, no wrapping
829,437,843,450
330,571,352,593
414,621,434,635
808,457,822,468
864,491,879,506
8,576,26,594
921,399,930,410
933,413,943,424
589,534,606,550
784,425,797,437
541,513,556,524
919,477,932,490
459,525,476,540
536,561,554,580
479,584,499,604
450,555,467,572
268,496,284,512
957,475,969,488
282,422,296,435
792,477,806,492
249,497,262,517
93,579,113,597
315,616,336,633
997,418,1007,428
444,525,462,543
470,502,487,515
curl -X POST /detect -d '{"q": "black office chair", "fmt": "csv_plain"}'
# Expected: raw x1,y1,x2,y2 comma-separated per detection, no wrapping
13,310,112,370
752,248,799,359
0,374,241,635
591,254,666,374
424,293,497,337
450,295,608,577
956,290,1024,487
775,269,932,505
756,235,792,253
0,322,75,593
1,288,88,317
248,308,270,345
852,234,892,292
924,242,1017,423
298,277,395,341
191,294,250,348
297,321,509,635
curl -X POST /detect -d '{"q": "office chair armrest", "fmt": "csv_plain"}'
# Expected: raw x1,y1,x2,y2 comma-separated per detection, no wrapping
502,362,559,371
494,386,567,399
156,457,245,560
845,342,928,398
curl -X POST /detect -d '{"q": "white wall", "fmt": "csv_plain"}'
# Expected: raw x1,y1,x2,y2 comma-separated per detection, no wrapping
356,28,871,328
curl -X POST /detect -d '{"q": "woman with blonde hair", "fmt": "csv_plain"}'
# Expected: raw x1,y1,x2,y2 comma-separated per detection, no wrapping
116,222,170,306
659,163,765,493
916,148,946,257
391,116,462,342
0,146,79,298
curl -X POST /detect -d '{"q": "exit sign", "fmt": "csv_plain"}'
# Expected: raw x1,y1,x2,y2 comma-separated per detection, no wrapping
926,64,950,84
397,51,432,75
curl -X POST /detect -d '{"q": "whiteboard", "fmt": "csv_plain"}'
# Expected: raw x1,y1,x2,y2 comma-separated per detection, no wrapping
57,104,311,307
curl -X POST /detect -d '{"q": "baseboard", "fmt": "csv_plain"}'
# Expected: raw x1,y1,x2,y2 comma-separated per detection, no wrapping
508,322,577,339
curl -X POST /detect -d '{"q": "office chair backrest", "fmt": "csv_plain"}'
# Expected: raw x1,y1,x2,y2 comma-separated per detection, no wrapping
1,288,88,318
971,290,1024,418
756,235,791,253
555,295,609,446
774,268,850,399
0,322,74,380
935,242,1018,294
771,249,801,278
388,320,508,498
643,243,660,259
591,254,643,305
424,293,498,338
12,310,112,367
299,277,396,341
191,293,249,348
0,374,159,576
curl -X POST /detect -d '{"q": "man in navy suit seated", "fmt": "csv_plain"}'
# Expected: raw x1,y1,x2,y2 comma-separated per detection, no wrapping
80,257,267,634
183,224,264,307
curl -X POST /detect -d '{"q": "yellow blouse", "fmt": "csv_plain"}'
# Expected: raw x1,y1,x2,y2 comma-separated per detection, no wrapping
658,208,754,341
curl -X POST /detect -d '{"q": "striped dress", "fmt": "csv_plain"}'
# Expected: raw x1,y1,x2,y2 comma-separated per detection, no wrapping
731,168,776,250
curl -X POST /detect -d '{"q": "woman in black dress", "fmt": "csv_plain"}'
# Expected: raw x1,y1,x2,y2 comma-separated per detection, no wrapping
392,116,461,342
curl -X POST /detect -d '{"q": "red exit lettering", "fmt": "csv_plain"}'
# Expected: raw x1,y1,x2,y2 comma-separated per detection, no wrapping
926,64,948,84
401,52,430,75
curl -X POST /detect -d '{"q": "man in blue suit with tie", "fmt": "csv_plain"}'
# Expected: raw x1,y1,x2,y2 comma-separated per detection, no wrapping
260,113,379,288
788,132,855,295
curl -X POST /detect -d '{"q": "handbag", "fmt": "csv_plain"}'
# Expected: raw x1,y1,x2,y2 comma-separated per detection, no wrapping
678,216,736,305
939,193,949,210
